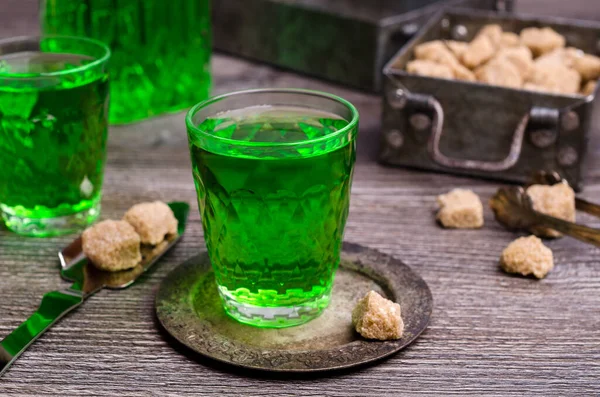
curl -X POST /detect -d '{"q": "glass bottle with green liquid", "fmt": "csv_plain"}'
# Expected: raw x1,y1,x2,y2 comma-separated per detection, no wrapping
40,0,211,124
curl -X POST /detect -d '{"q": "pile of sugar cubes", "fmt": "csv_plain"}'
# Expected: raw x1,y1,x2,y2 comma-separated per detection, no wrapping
406,24,600,96
436,181,576,279
351,180,576,343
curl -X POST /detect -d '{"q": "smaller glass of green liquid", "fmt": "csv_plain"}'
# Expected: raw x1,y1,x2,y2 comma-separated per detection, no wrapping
186,89,359,328
0,36,110,237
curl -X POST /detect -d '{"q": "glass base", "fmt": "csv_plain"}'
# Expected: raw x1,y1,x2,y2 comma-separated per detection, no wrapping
0,202,100,237
218,286,332,328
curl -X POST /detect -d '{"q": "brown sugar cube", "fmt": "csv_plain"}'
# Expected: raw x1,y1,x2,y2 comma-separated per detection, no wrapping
82,220,142,272
436,188,484,229
535,47,583,69
445,40,469,59
414,40,449,61
478,24,503,47
535,49,565,68
582,80,597,96
526,181,576,238
412,39,475,81
406,60,453,79
499,32,521,48
475,58,523,89
500,235,554,279
460,24,503,70
527,63,581,95
124,201,178,245
452,62,476,81
561,47,584,65
572,54,600,81
520,27,565,57
462,34,496,69
496,46,534,79
352,291,404,341
413,40,474,81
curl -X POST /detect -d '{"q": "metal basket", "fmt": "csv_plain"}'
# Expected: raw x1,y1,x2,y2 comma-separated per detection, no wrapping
381,8,600,190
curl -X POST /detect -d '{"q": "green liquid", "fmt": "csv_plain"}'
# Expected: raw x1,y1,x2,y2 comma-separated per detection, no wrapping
41,0,211,124
189,107,356,327
0,52,109,236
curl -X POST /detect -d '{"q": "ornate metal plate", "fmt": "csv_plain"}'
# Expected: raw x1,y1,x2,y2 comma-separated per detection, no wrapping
155,242,432,373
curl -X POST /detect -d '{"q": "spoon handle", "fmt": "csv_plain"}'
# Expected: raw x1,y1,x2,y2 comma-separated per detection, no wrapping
576,198,600,218
535,212,600,247
0,288,84,377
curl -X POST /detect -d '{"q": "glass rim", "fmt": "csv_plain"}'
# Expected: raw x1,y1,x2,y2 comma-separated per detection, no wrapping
185,88,359,149
0,35,111,79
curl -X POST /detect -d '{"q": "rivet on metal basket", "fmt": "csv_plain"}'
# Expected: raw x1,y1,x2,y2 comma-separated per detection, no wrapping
530,129,557,148
496,0,509,11
451,25,468,40
441,18,451,31
386,130,404,149
557,146,579,166
409,113,432,131
387,89,408,109
561,111,580,131
402,23,420,36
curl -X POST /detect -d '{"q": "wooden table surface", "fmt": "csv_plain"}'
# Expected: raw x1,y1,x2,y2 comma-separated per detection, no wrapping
2,2,600,395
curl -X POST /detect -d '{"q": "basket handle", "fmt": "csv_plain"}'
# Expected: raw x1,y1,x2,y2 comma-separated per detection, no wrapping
389,89,552,172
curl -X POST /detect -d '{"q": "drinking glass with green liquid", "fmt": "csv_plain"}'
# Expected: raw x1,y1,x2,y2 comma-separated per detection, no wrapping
0,36,110,237
186,89,359,327
41,0,211,124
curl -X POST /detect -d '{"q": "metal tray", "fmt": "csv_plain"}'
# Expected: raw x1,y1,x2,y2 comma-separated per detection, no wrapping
381,8,600,190
213,0,512,92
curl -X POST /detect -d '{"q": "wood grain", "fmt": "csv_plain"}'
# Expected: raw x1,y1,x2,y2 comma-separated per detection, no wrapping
1,2,600,396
